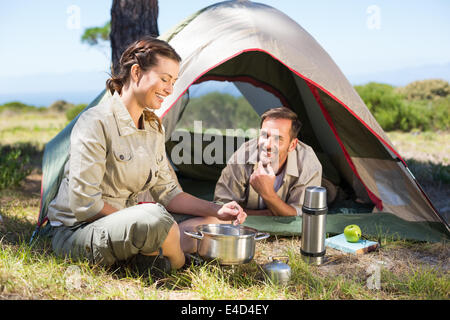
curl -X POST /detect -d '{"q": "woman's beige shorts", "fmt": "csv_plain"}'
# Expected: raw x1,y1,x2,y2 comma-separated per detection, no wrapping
51,203,175,266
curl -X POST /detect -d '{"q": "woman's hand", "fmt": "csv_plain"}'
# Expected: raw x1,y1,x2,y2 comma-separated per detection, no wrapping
217,201,247,225
166,193,247,225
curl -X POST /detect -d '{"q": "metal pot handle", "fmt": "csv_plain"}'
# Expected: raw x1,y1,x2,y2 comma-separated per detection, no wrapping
184,230,204,240
254,232,270,241
271,256,289,264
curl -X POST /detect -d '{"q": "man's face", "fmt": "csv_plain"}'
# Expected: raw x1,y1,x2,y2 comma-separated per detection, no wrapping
258,118,298,174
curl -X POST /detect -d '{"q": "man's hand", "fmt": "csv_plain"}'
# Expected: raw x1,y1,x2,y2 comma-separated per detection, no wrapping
250,161,276,199
217,201,247,225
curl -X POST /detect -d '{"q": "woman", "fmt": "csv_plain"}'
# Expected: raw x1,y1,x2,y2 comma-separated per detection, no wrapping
47,36,246,275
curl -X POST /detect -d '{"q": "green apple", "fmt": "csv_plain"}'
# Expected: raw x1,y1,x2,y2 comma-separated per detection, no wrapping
344,224,361,243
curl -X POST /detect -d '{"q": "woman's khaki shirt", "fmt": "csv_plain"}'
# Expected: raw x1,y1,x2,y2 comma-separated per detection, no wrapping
47,92,182,227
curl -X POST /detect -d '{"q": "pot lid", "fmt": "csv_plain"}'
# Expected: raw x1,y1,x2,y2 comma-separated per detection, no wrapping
263,256,291,273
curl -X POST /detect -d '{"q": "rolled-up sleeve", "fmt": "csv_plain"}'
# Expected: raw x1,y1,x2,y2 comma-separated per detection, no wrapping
287,164,322,216
68,112,106,222
149,136,182,207
214,154,248,207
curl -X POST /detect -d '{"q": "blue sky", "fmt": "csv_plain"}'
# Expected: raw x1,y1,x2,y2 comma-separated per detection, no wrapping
0,0,449,104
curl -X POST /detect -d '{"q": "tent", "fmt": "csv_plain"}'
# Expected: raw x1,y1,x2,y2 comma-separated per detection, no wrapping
33,0,449,243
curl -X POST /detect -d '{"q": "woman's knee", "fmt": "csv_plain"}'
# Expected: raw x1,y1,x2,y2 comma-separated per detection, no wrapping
163,221,180,243
117,204,175,253
160,222,185,269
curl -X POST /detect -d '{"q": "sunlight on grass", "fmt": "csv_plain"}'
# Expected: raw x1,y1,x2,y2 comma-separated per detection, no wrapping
381,265,449,300
1,192,449,300
160,261,282,300
0,113,66,148
386,131,450,165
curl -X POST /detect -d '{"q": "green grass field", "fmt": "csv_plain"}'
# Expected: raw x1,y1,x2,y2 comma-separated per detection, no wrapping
0,112,449,300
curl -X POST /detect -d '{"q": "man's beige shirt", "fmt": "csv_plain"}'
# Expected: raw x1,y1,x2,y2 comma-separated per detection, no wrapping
214,138,322,216
48,92,182,227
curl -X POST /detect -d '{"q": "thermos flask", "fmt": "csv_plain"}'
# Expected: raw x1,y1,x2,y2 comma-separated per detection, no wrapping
301,186,327,265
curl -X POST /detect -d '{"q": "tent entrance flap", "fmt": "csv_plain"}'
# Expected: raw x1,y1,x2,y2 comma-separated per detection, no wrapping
192,51,390,198
166,50,380,209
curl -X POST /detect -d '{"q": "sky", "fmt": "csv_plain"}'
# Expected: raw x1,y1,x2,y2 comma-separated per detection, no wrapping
0,0,449,105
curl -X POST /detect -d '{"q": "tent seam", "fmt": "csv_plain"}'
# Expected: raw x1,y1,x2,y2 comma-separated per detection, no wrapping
306,82,383,211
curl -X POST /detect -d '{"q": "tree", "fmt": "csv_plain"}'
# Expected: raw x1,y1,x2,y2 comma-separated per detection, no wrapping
81,0,159,74
110,0,159,74
81,21,111,58
396,79,450,101
81,21,111,46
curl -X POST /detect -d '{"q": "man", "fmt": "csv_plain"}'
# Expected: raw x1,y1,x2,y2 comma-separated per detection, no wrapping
214,107,322,216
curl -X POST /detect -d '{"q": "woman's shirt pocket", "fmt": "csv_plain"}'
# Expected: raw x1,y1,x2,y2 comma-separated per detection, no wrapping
113,149,132,162
108,146,152,193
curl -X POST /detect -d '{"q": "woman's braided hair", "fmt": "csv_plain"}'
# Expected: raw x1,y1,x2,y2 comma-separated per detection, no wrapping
106,36,181,132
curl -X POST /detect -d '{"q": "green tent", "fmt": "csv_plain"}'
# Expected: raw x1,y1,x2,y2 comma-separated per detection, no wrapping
33,0,449,243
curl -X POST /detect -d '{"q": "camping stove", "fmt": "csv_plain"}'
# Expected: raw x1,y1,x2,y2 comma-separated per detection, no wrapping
300,186,327,265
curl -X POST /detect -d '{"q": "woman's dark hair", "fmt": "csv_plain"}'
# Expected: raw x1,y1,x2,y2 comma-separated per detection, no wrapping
106,36,181,132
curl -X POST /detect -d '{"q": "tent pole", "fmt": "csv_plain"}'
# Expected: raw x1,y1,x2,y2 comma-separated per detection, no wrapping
29,216,48,246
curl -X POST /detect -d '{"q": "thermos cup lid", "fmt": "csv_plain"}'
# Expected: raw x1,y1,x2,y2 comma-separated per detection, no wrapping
303,186,327,210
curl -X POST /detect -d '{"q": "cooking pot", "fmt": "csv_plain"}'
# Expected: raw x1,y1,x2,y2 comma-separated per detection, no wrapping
184,224,270,265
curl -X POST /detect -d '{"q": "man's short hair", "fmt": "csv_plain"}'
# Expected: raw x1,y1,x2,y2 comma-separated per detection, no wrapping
260,107,302,140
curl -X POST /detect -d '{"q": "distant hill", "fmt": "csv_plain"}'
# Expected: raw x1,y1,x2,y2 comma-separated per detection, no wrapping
1,62,449,106
348,63,450,86
0,91,103,107
0,70,109,106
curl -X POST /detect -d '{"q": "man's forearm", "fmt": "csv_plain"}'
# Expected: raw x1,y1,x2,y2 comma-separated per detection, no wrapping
245,208,274,216
261,192,297,217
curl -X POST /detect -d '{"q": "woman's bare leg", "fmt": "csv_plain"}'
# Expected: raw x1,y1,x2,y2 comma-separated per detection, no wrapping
142,222,185,269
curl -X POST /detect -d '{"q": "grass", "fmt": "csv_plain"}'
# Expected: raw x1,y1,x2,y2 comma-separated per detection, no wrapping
380,259,450,299
0,112,449,300
2,220,448,300
386,130,450,165
1,194,448,300
0,112,66,149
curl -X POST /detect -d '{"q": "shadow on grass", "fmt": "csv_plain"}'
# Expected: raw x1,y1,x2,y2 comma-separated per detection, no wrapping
405,158,450,224
0,203,47,251
406,158,450,185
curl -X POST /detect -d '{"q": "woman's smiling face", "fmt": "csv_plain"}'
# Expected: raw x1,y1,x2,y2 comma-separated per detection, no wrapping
133,54,179,109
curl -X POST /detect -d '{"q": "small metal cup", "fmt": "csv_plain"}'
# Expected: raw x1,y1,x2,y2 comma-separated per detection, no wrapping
303,186,327,210
262,256,291,286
